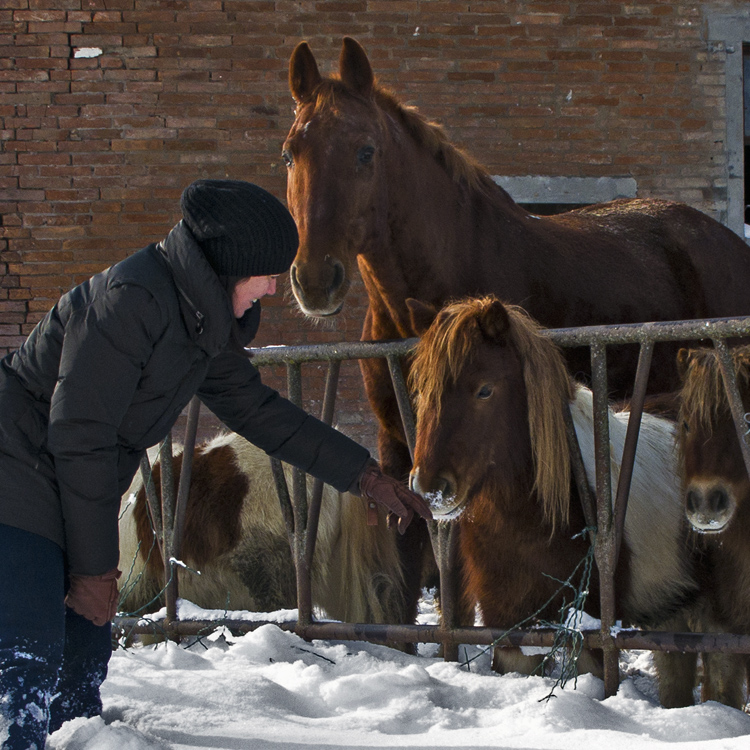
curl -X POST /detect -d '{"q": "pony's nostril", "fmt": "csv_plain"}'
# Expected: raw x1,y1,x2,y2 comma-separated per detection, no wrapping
290,263,300,289
709,487,730,514
437,475,455,499
686,489,701,514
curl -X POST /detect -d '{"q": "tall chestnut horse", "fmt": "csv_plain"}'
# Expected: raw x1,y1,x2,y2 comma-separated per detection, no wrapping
283,36,750,622
406,295,703,707
676,345,750,708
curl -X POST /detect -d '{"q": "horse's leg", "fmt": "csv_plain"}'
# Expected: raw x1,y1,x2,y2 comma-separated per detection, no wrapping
685,600,747,709
652,610,698,708
700,652,746,709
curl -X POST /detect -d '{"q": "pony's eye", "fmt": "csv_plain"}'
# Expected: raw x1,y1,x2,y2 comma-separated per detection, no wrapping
682,420,690,434
477,384,493,400
281,149,294,168
357,145,375,165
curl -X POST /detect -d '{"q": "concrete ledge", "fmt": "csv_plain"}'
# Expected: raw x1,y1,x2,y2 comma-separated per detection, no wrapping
492,175,637,204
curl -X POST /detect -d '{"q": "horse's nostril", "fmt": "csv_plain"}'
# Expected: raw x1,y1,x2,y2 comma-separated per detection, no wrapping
709,487,730,514
290,264,299,289
686,489,701,514
328,259,344,294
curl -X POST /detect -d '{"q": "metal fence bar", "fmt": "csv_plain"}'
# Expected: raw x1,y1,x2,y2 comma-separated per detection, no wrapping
305,361,341,573
712,338,750,481
589,342,619,697
158,433,177,635
113,618,750,654
613,341,654,567
285,361,315,627
385,352,461,660
165,396,202,629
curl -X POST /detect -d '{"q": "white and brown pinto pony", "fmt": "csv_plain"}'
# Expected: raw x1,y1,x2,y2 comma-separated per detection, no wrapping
118,433,404,626
406,296,701,707
676,345,750,709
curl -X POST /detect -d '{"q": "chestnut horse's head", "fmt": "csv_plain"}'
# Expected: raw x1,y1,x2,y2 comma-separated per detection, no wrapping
677,346,750,535
283,37,387,317
407,296,573,529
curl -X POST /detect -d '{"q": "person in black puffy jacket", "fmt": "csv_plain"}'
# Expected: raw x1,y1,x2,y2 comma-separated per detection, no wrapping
0,179,432,750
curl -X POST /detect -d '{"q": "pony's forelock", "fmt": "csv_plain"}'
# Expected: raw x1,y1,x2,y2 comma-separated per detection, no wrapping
410,296,574,529
678,346,750,440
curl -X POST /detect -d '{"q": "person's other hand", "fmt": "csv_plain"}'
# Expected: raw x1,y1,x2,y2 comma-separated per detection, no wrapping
358,462,433,534
65,568,122,626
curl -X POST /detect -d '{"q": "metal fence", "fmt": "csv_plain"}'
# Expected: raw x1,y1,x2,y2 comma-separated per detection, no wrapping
114,314,750,699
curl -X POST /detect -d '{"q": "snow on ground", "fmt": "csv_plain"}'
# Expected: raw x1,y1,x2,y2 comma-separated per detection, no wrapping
44,591,750,750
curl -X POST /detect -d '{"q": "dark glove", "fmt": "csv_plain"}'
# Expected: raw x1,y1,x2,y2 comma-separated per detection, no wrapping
65,568,122,626
358,461,433,534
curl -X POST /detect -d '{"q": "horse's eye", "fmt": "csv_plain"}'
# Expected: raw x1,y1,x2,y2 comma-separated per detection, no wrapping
477,384,493,400
357,145,375,165
682,420,690,434
281,149,293,168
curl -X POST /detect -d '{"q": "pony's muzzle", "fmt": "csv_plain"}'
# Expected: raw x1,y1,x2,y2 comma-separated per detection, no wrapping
685,480,736,534
409,466,463,520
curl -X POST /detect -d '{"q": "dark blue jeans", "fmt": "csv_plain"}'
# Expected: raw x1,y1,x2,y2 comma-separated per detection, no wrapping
0,524,113,750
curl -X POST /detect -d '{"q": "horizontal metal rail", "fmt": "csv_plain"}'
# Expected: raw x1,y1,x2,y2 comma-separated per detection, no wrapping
114,618,750,654
246,314,750,365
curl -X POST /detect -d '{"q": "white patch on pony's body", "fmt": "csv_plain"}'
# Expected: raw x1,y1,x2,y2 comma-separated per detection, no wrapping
119,435,404,625
569,385,695,621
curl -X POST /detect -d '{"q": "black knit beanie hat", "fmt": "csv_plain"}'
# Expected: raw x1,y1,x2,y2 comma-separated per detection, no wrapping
180,179,299,277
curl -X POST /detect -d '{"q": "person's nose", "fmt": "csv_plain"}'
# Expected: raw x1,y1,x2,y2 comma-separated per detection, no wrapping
268,277,277,296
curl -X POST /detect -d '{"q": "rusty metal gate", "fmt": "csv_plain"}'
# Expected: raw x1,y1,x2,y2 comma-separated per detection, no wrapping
115,314,750,699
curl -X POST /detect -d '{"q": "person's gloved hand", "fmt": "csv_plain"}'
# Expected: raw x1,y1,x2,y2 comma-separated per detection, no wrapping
65,568,122,626
357,461,433,534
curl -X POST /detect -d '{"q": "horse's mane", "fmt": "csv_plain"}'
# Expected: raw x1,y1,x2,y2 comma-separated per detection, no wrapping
310,78,506,199
410,296,574,528
677,345,750,434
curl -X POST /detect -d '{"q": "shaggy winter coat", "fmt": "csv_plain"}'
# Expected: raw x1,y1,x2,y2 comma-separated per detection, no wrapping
0,221,369,576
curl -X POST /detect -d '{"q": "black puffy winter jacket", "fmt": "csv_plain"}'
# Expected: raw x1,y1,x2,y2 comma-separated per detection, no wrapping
0,221,370,575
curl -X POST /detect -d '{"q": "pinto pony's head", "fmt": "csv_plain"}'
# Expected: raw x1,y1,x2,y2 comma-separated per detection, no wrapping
407,296,573,529
677,345,750,535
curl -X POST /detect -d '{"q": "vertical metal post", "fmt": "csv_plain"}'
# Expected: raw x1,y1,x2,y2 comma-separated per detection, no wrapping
590,342,619,697
165,396,202,620
613,341,653,567
287,361,313,627
386,353,460,661
159,433,177,639
713,339,750,481
305,361,341,573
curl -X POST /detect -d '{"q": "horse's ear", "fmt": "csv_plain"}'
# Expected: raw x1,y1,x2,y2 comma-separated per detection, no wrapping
339,37,374,97
289,41,322,104
478,299,511,343
406,298,438,336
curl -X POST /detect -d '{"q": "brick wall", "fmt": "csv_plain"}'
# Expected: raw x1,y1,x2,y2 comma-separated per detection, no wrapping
1,0,747,453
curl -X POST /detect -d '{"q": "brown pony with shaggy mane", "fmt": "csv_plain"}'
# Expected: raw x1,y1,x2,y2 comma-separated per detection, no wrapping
118,433,404,627
407,296,703,708
676,345,750,708
283,36,750,626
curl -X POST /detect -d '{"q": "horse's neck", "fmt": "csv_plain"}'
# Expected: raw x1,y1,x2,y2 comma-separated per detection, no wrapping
370,126,534,317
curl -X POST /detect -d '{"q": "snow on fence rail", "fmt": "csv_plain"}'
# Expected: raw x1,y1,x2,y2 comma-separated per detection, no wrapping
114,314,750,699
